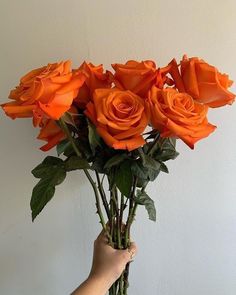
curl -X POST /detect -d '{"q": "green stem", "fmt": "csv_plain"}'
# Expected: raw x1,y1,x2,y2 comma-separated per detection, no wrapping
123,177,138,294
118,273,124,295
95,171,111,221
59,119,113,246
115,187,122,250
125,177,138,247
110,190,115,245
120,193,124,245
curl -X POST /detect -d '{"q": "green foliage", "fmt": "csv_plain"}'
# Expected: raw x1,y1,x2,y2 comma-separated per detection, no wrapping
114,161,133,197
153,138,179,162
141,154,161,170
30,122,179,223
31,156,64,178
160,162,169,173
30,156,66,221
56,139,71,156
130,137,178,185
104,153,128,170
91,157,106,173
87,121,102,155
65,156,90,171
131,158,160,183
31,180,56,222
135,189,156,221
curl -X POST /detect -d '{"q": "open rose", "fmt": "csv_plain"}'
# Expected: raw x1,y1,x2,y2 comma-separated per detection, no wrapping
168,56,235,108
74,62,111,109
111,60,158,97
147,87,216,148
1,61,86,126
85,88,148,151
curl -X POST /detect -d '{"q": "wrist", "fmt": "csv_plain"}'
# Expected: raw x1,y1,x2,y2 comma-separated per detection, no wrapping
87,274,113,293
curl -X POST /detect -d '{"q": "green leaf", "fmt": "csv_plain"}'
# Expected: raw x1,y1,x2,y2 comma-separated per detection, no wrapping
136,178,149,188
31,156,64,179
153,138,179,162
135,189,156,221
63,144,75,157
30,167,66,221
77,140,93,159
131,158,160,182
56,139,71,156
142,154,161,170
160,162,169,173
91,156,106,173
65,156,90,171
115,161,133,197
169,137,177,147
131,160,149,180
104,153,128,170
88,121,102,155
31,180,55,221
147,168,160,181
155,149,179,162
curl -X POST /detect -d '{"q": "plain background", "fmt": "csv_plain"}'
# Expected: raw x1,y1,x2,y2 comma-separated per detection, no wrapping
0,1,236,294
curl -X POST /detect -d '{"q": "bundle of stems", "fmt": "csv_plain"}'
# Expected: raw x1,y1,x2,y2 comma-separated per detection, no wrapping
60,119,139,295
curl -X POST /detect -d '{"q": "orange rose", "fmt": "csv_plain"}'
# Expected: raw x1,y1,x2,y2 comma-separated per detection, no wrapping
74,62,111,109
168,56,235,108
85,88,148,151
111,60,158,97
1,61,86,126
147,87,216,148
37,119,66,151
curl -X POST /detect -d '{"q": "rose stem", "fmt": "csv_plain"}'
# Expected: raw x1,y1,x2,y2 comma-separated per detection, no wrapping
95,171,111,221
59,118,113,246
123,177,138,294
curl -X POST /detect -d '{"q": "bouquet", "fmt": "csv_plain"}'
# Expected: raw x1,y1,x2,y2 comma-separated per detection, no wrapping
1,55,235,295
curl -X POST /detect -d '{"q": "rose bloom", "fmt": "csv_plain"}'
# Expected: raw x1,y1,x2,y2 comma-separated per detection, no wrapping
37,119,66,151
147,87,216,148
1,61,86,126
111,60,158,97
85,88,148,151
74,62,111,109
36,106,78,151
169,55,235,108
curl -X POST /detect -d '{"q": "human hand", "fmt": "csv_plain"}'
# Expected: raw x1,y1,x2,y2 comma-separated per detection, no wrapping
88,228,137,291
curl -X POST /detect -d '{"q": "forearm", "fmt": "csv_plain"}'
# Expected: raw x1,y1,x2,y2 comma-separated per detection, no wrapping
71,275,110,295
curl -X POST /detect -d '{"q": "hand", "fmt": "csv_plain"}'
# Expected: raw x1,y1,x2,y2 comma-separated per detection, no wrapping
88,228,137,290
71,228,137,295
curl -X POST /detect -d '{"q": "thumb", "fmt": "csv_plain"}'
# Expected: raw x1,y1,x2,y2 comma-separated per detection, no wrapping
117,242,138,263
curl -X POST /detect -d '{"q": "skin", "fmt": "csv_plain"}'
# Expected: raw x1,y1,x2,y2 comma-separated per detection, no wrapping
71,229,137,295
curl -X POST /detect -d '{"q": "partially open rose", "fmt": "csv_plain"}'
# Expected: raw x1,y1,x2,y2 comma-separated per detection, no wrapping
147,87,216,148
168,56,235,108
74,62,111,109
111,60,158,97
2,61,86,126
85,88,148,151
37,119,66,151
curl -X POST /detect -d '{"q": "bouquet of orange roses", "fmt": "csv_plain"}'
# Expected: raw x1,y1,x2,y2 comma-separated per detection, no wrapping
1,55,235,295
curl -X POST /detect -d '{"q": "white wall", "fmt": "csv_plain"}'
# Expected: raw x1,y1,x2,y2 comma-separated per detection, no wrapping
0,1,236,294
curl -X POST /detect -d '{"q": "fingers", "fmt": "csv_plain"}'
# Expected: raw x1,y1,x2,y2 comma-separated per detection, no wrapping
95,227,138,262
127,242,137,261
116,241,138,263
